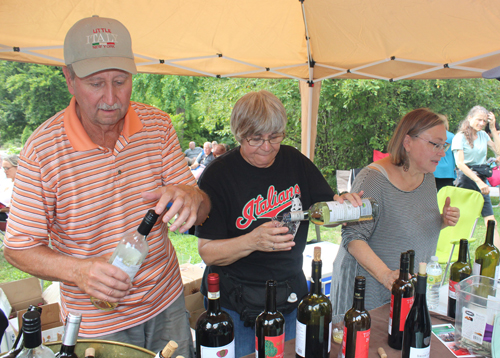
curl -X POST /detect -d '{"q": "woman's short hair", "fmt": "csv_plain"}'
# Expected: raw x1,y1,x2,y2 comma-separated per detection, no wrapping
387,108,447,167
3,154,19,168
230,90,287,143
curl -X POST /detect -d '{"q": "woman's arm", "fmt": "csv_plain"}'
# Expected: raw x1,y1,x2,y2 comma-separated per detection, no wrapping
455,149,490,195
347,240,399,290
198,221,294,266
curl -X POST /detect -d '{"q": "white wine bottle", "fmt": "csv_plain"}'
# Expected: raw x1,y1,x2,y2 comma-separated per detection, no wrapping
473,220,500,280
91,209,159,310
17,311,55,358
295,246,332,358
284,198,378,226
401,263,432,358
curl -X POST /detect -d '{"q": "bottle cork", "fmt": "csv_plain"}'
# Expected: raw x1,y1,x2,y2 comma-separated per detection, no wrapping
313,246,321,261
419,262,427,275
161,341,178,358
85,347,96,358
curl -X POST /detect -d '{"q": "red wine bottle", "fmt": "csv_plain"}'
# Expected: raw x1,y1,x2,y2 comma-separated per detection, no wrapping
407,250,417,288
296,246,332,358
195,273,234,358
402,263,432,358
388,252,414,350
341,276,371,358
448,239,471,318
255,280,285,358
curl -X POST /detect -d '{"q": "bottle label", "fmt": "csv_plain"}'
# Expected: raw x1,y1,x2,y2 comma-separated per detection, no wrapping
473,262,481,276
207,291,220,299
341,327,370,358
295,320,306,356
256,334,284,358
111,255,141,280
408,345,430,358
461,307,486,344
325,199,373,224
200,339,235,358
400,296,414,331
448,280,458,299
328,321,332,353
427,274,442,286
388,294,394,335
495,264,500,281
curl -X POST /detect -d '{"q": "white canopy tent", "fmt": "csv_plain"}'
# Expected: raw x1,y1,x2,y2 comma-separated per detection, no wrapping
1,0,500,158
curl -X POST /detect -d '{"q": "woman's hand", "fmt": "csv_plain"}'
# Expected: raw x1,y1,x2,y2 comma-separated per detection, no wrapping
488,112,497,132
441,196,460,229
477,180,490,195
381,268,399,290
251,221,295,252
334,190,364,206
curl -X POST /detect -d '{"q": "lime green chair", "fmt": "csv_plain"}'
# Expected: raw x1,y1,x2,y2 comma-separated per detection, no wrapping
436,186,484,285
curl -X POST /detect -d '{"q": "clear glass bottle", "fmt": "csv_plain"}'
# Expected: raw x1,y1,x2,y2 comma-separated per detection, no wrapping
91,209,159,310
425,256,442,310
284,198,378,226
17,310,55,358
55,312,82,358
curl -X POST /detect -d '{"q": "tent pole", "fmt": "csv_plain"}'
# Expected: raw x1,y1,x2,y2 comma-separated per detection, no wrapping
307,83,313,159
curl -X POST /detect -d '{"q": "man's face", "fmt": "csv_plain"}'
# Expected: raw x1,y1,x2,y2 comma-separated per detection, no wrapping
189,142,195,150
63,68,132,129
203,143,211,155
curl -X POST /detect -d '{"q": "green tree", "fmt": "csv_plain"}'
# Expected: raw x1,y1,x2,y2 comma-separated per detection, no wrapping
0,61,71,145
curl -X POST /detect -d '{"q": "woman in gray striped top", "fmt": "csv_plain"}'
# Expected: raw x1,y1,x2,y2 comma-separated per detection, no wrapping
331,108,460,322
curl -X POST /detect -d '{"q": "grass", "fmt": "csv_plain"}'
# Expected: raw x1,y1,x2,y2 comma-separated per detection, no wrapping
1,197,499,287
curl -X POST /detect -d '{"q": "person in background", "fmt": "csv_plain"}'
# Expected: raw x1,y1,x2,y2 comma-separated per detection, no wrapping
434,116,457,191
0,155,18,218
452,105,500,247
211,140,218,153
212,143,227,158
3,16,210,357
331,108,459,322
195,90,362,356
184,141,203,166
190,141,214,180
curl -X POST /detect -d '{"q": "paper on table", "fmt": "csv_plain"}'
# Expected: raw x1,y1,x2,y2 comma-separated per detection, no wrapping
432,324,477,358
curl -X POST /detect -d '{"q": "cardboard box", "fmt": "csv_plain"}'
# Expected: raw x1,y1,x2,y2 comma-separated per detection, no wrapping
0,277,44,319
17,302,64,344
180,264,205,329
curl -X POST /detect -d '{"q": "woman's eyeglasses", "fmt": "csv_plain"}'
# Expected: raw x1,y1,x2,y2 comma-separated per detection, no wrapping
246,134,285,147
416,136,451,152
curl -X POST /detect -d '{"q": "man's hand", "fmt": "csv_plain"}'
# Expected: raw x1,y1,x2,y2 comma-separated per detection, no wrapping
73,257,132,303
142,185,210,233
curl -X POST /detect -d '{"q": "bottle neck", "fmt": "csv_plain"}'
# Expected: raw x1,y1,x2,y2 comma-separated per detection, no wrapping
265,284,277,313
399,261,409,281
310,260,322,295
23,330,42,349
458,241,469,263
352,286,366,311
413,274,427,304
485,222,495,246
207,289,221,313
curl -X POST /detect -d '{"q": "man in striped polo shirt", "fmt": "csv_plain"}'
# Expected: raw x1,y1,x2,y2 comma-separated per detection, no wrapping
3,16,210,357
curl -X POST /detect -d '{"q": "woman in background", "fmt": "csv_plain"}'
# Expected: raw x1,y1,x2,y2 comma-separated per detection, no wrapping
452,105,500,247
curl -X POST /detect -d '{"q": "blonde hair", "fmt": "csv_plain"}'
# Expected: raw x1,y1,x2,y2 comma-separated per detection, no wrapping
230,90,287,143
387,108,447,167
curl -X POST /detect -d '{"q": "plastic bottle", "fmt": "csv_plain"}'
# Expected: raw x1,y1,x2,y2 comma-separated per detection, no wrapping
425,256,442,310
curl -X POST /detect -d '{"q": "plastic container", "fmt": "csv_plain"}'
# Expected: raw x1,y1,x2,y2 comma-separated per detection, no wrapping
454,275,500,358
426,256,442,310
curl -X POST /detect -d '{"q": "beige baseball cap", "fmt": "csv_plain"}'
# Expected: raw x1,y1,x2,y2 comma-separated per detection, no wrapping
64,16,137,78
